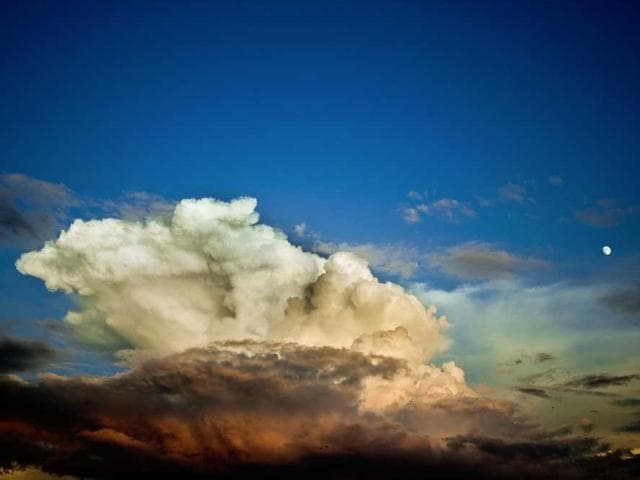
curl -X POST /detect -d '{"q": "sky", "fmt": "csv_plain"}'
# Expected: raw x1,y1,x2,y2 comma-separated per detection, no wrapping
1,1,639,479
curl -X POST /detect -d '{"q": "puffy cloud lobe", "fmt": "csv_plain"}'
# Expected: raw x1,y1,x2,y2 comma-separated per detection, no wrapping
313,241,421,279
17,198,322,352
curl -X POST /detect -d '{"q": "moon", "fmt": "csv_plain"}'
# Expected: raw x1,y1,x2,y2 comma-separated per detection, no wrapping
602,245,612,256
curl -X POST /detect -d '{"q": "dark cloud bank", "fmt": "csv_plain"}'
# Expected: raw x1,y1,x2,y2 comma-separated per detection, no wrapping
0,343,638,479
0,336,56,373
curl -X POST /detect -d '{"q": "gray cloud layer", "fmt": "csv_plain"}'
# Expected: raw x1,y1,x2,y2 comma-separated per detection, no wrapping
0,174,76,246
428,242,547,280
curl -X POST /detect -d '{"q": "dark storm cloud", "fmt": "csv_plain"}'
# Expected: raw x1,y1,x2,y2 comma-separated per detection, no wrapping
599,286,640,316
0,335,56,373
0,342,630,480
564,374,640,389
444,435,640,479
0,343,412,477
446,434,603,461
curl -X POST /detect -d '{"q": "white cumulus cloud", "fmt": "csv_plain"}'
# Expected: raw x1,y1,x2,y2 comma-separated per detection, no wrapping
17,197,465,410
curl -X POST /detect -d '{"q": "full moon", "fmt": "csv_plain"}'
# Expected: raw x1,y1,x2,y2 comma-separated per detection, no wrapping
602,245,612,256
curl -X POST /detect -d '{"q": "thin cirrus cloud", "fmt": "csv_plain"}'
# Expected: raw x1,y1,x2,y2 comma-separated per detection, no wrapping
575,202,640,228
410,278,640,386
548,175,563,187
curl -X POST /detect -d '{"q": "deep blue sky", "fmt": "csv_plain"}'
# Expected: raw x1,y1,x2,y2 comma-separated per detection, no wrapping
1,1,639,378
2,1,639,247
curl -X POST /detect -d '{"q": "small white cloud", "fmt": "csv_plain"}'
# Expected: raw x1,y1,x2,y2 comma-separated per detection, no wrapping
407,190,424,200
294,222,307,237
498,182,526,203
402,207,421,224
431,198,476,223
401,198,475,225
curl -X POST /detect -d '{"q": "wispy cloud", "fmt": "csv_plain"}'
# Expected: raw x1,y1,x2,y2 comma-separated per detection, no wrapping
410,278,640,392
548,175,563,187
430,198,476,223
99,191,174,221
401,206,421,224
564,374,640,389
535,352,555,363
497,182,527,203
575,199,640,228
428,242,548,280
400,193,476,224
473,195,494,208
599,285,640,316
515,386,551,398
